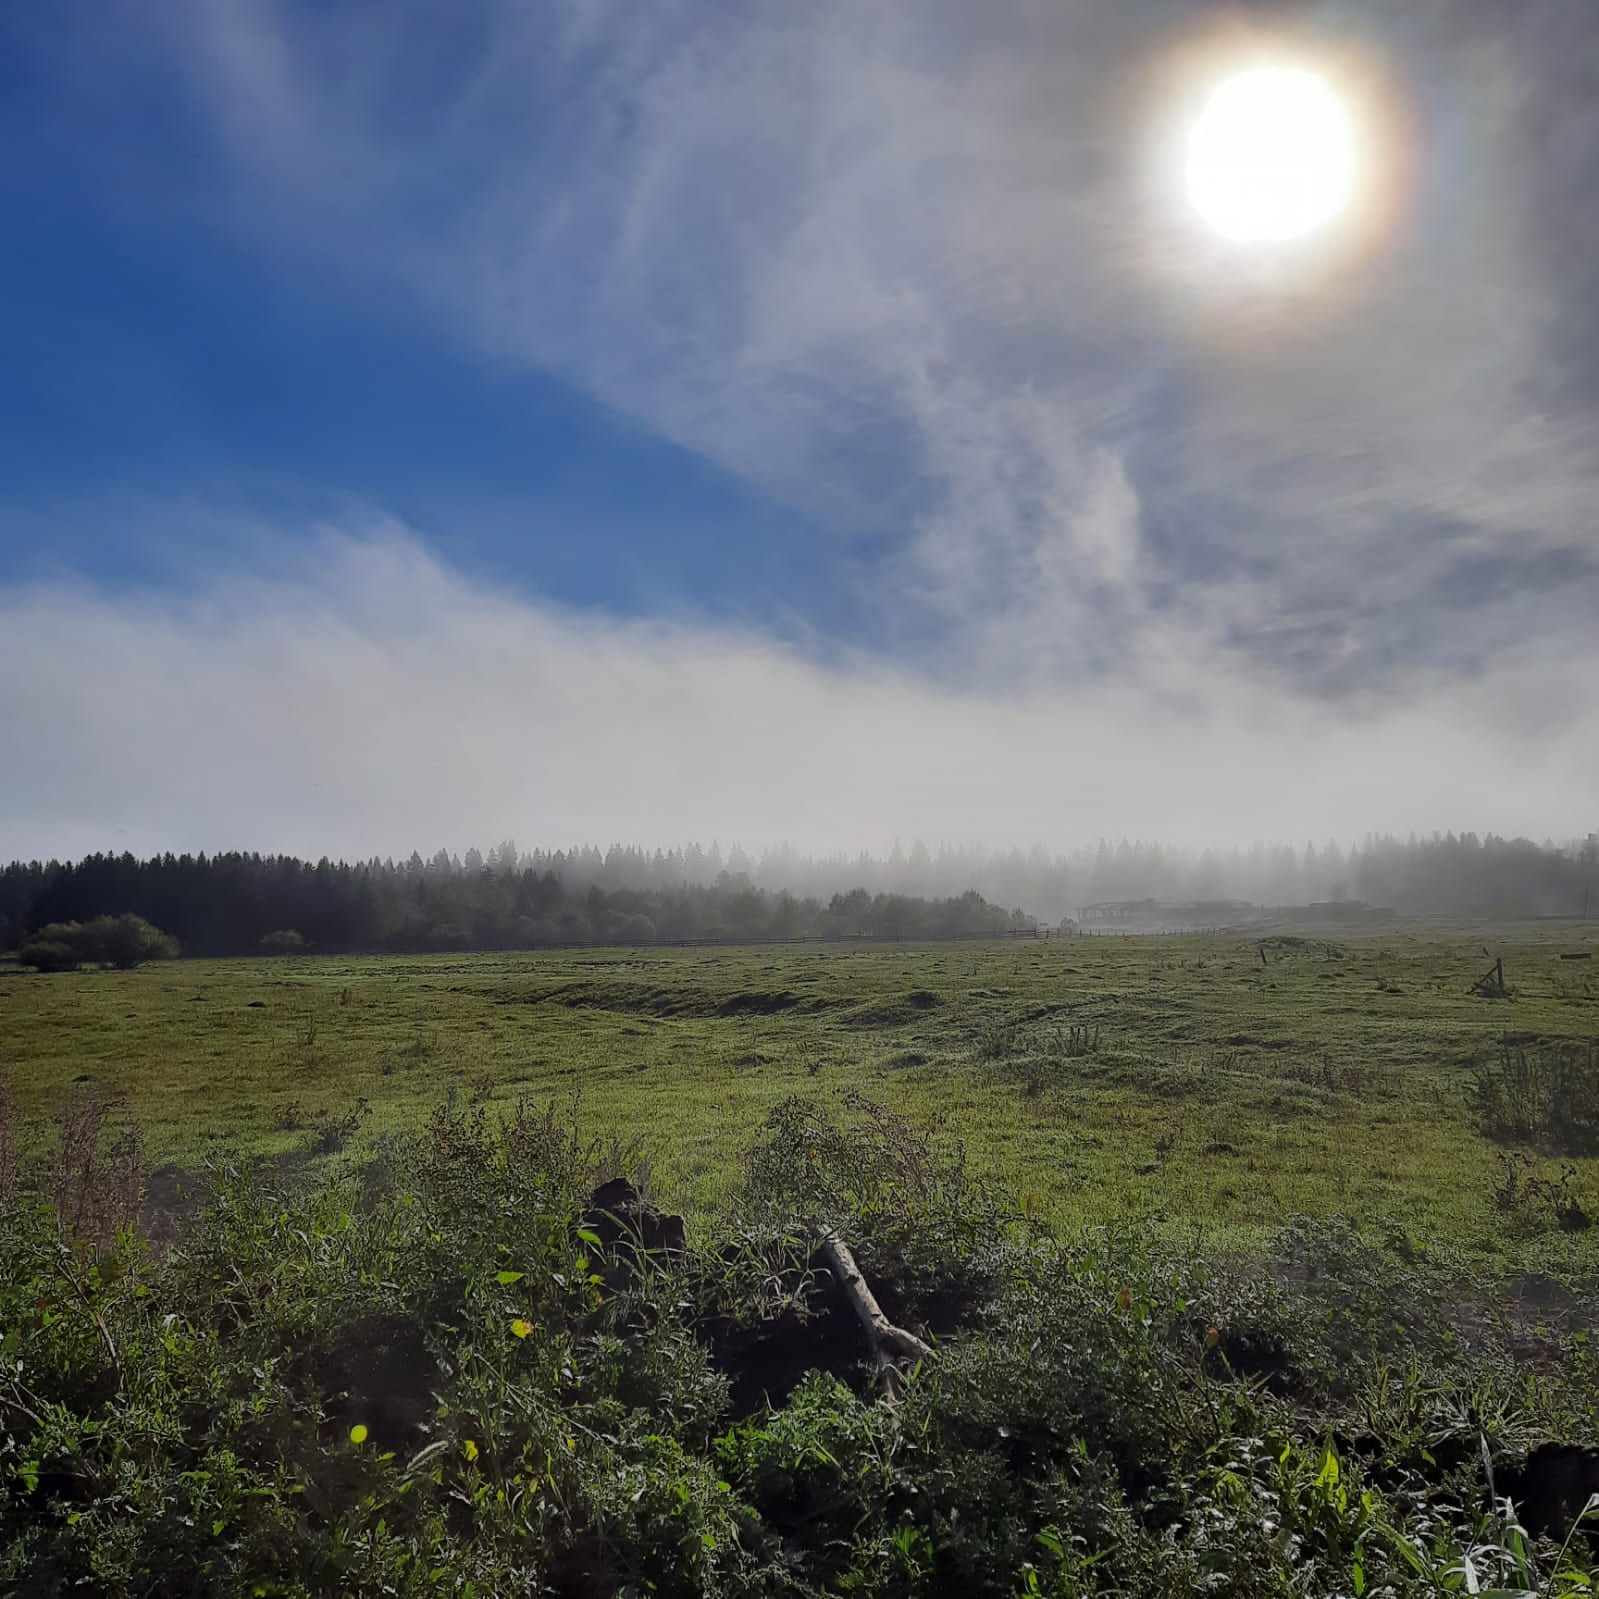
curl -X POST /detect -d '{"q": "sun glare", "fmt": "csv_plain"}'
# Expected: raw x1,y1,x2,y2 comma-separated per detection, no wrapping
1186,66,1356,243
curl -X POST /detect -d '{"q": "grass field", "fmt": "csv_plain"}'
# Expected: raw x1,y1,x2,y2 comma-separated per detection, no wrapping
4,925,1597,1258
6,927,1599,1592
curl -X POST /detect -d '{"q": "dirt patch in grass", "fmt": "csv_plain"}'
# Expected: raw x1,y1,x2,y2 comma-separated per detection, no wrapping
1499,1443,1599,1542
705,1291,867,1417
314,1314,439,1451
504,979,839,1020
841,991,945,1029
703,1248,983,1417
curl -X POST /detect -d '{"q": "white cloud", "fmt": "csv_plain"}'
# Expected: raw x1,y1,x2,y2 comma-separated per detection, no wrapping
8,5,1591,861
1,530,1592,863
150,0,1599,703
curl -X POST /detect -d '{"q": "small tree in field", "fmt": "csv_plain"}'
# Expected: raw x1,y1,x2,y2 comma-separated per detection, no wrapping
20,915,179,971
259,928,307,954
18,929,81,972
89,914,180,968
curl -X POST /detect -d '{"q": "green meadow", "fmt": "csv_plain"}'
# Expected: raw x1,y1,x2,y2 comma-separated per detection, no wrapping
4,926,1596,1255
6,927,1599,1593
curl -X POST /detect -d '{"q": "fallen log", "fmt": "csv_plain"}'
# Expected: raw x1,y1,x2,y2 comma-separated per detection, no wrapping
816,1226,931,1398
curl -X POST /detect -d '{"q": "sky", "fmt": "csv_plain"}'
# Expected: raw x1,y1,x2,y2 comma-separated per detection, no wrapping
1,0,1595,863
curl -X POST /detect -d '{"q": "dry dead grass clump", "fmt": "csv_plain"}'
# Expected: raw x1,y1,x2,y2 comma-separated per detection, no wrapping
49,1083,148,1251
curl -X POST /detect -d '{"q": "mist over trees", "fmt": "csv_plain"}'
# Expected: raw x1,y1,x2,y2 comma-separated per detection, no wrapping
0,853,1033,959
731,833,1596,921
0,832,1592,959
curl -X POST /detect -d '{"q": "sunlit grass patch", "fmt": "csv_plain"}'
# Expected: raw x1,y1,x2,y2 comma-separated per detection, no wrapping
0,930,1594,1257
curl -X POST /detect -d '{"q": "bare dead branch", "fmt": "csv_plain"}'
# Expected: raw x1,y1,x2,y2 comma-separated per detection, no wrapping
816,1226,931,1398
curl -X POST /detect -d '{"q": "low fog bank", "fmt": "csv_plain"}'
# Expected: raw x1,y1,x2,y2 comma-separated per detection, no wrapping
0,532,1594,872
4,834,1594,946
408,834,1599,923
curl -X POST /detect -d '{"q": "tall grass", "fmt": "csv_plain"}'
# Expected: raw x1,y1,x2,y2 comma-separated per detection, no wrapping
1476,1036,1599,1154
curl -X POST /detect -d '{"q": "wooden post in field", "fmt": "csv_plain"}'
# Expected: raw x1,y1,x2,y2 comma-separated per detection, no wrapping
1471,957,1507,998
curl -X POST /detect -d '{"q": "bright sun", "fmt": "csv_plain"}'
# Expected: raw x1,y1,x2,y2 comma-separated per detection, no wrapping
1186,66,1356,243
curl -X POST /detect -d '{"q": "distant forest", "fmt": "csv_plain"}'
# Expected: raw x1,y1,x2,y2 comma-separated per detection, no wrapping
0,831,1593,958
0,852,1035,958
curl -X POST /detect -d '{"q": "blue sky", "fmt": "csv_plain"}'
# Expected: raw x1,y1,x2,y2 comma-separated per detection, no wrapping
1,1,1595,861
0,18,858,635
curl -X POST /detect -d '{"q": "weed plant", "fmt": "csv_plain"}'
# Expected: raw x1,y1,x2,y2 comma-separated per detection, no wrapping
0,1083,1596,1595
1477,1038,1599,1155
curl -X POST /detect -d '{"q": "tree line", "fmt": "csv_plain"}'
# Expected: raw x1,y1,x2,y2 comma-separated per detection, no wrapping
720,833,1598,920
0,851,1035,959
211,832,1583,923
1,830,1592,961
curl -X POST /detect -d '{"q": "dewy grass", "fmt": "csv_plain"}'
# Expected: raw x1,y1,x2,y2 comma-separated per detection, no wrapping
0,929,1595,1260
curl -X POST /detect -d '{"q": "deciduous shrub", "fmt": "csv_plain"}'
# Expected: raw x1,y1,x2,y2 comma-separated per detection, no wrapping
19,914,179,971
15,933,77,972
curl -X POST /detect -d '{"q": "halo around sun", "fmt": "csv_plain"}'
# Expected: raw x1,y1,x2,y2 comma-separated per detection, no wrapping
1186,66,1357,243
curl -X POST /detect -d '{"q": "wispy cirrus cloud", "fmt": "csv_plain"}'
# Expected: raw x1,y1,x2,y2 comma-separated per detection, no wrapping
145,0,1599,705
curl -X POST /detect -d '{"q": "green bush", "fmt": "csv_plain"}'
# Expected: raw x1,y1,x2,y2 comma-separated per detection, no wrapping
258,928,307,954
15,934,78,972
89,913,180,969
19,914,179,971
0,1090,1595,1595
